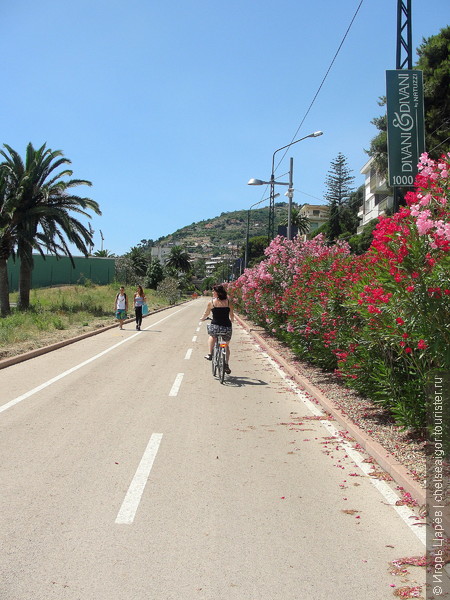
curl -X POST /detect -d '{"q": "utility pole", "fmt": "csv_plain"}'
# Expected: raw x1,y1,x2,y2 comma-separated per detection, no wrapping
393,0,413,212
88,223,94,255
396,0,413,70
287,157,294,240
99,230,104,252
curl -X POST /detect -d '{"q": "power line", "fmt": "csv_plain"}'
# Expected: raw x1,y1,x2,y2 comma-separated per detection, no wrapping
255,0,365,206
274,0,365,174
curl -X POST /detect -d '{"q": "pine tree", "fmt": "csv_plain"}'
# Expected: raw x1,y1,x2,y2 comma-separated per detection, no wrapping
324,153,355,240
416,25,450,156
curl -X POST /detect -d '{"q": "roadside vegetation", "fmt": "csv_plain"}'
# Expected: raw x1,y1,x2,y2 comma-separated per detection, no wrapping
230,153,450,432
0,283,174,358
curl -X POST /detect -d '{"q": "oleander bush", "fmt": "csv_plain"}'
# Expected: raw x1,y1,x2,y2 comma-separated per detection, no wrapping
230,153,450,430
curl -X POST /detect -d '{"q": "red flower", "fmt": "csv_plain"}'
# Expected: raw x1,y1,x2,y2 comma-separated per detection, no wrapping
404,347,413,353
417,340,428,350
368,305,382,314
396,317,405,325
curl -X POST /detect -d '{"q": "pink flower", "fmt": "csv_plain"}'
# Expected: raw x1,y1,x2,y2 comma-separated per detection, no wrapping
419,193,431,206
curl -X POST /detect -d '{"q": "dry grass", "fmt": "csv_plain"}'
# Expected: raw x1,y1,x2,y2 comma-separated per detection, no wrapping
0,284,170,360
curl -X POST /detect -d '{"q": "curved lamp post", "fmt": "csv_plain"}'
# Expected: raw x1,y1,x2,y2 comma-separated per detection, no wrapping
245,193,280,269
248,131,323,241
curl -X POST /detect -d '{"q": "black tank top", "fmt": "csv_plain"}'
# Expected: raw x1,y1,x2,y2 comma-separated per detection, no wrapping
211,300,231,327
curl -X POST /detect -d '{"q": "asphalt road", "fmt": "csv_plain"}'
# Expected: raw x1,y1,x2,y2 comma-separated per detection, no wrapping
0,299,426,599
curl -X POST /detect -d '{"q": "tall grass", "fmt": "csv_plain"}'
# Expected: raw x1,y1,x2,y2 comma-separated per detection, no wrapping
0,284,170,348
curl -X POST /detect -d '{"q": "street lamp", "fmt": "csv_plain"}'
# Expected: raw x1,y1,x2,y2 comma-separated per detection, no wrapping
248,131,323,241
245,193,280,269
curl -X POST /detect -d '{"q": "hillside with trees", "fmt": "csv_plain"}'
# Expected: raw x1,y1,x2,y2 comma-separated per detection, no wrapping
154,202,292,257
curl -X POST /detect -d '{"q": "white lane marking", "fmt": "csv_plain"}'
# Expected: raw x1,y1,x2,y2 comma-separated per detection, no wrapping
185,349,193,360
196,327,200,332
169,373,184,396
192,335,197,342
115,433,163,525
258,344,426,546
0,307,189,415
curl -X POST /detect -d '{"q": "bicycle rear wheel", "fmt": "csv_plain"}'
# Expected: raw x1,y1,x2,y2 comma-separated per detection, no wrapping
217,346,224,383
219,348,226,384
212,343,218,377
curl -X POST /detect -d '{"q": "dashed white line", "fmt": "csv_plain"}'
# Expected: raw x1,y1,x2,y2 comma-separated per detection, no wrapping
115,433,163,525
169,373,184,396
0,307,189,415
185,349,193,360
192,335,197,342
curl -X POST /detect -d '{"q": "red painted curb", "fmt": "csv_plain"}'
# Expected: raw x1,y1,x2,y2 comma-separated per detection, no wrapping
235,313,427,507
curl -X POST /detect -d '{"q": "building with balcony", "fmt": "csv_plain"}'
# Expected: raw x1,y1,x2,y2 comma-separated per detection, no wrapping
279,204,329,240
299,204,330,234
205,256,229,276
358,158,393,233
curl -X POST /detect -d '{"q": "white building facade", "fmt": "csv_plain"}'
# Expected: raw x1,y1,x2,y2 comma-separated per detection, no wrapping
299,204,330,234
358,158,393,233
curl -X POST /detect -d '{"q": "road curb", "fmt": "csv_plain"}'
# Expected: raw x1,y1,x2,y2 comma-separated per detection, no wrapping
0,301,189,370
236,313,427,507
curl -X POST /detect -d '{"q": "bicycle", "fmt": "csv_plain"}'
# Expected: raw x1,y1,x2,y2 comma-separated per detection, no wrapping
211,333,228,384
205,317,229,384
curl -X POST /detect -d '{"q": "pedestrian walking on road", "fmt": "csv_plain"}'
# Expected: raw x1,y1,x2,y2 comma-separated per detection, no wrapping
200,284,234,373
133,285,147,330
114,286,128,330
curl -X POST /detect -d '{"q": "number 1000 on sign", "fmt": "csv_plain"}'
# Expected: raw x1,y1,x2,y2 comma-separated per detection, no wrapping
392,175,414,186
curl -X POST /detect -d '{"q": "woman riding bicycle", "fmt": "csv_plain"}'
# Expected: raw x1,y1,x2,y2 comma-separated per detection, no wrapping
200,284,234,374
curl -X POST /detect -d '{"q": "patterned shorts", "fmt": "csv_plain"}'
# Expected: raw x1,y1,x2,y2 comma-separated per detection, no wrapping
115,309,127,320
207,323,232,341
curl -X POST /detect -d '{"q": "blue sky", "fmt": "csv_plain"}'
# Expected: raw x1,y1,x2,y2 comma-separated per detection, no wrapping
2,1,449,255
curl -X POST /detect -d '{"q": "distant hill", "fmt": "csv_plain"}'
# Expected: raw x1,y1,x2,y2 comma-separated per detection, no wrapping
155,202,291,257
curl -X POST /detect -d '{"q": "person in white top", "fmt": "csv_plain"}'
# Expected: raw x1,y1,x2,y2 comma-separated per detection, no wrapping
114,286,128,330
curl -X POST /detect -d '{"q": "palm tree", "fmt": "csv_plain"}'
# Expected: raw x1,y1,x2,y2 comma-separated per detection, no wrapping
280,206,310,235
127,246,149,279
93,249,115,257
165,246,191,274
0,167,17,315
0,143,101,309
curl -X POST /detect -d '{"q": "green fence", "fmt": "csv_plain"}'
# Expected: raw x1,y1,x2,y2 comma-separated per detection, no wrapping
7,255,115,291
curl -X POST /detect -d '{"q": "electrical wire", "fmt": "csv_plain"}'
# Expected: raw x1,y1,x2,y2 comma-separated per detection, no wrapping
255,0,365,205
274,0,365,175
